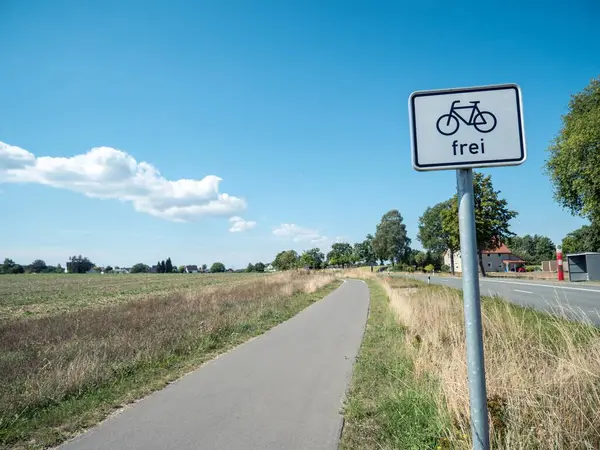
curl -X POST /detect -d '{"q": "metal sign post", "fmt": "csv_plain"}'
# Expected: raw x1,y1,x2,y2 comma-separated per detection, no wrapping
457,168,489,449
409,83,527,450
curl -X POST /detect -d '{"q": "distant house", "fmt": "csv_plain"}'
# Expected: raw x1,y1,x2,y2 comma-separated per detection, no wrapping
185,265,199,273
149,265,158,273
86,268,100,274
113,268,129,274
227,268,234,273
444,244,524,273
265,264,276,273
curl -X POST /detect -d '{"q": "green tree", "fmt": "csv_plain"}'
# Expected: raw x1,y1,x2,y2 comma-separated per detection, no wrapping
165,258,173,274
130,263,150,273
55,263,64,274
373,210,410,265
254,262,265,273
246,263,256,272
1,258,16,274
30,259,47,273
327,243,353,267
353,234,377,266
11,264,25,274
201,264,208,272
210,262,226,273
273,250,299,271
508,234,556,264
67,255,94,273
545,77,600,223
299,248,325,269
418,200,459,273
104,265,113,273
414,251,426,268
442,172,518,276
178,265,186,273
562,224,600,255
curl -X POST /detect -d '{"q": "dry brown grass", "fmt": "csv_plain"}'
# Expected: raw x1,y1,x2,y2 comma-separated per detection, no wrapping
0,271,336,448
378,275,600,449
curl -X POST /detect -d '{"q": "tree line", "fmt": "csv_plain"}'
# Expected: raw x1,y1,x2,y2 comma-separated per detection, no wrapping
272,210,415,271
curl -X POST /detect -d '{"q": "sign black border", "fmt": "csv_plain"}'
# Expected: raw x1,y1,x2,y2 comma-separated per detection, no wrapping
409,84,526,171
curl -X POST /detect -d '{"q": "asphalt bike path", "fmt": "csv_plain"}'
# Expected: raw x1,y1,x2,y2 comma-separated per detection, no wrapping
60,279,370,450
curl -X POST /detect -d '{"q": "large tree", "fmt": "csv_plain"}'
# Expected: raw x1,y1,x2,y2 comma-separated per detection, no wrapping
373,210,410,265
130,263,150,273
414,251,427,268
442,172,517,276
67,255,94,274
418,200,459,273
327,243,354,267
562,224,600,255
299,248,325,269
29,259,47,273
508,234,556,264
210,262,226,273
273,250,299,271
165,257,173,273
353,234,377,267
1,258,16,274
545,77,600,224
254,262,266,273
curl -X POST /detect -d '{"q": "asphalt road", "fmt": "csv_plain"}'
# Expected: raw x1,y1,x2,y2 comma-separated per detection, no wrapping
60,280,370,450
409,274,600,325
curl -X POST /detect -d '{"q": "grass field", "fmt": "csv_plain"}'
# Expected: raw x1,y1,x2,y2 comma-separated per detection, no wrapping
0,271,339,449
0,272,261,320
342,270,600,449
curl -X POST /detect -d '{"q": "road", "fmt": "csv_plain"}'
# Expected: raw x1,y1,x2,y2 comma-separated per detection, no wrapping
409,274,600,325
60,280,369,450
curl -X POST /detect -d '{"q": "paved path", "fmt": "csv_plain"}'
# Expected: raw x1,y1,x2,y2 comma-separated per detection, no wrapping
410,274,600,325
60,280,370,450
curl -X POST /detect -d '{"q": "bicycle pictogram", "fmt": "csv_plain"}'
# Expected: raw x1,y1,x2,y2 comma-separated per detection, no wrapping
436,100,497,136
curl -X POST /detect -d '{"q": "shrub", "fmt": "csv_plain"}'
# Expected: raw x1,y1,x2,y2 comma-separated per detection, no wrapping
440,264,450,273
424,264,435,273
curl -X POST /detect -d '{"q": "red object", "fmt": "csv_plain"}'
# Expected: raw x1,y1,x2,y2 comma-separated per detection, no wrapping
557,247,564,281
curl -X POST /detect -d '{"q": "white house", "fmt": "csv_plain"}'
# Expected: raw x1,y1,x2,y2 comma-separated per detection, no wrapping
444,244,525,273
185,265,199,273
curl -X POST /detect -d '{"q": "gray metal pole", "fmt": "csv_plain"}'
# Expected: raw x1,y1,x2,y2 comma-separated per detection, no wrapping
456,168,490,450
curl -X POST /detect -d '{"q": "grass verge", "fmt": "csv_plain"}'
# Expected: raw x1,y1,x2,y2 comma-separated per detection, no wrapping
381,275,600,449
0,272,340,449
341,271,600,449
339,278,452,450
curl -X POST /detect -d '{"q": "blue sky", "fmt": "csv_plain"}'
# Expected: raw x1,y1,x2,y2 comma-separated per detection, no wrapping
0,0,598,268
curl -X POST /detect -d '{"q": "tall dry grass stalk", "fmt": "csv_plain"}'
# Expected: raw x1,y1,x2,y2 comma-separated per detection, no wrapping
378,275,600,449
0,271,334,445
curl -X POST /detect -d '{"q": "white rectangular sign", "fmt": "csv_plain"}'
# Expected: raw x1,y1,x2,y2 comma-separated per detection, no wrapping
409,84,526,171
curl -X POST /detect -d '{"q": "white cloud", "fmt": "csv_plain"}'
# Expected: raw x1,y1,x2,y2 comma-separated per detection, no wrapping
0,141,246,222
229,216,257,232
272,223,328,244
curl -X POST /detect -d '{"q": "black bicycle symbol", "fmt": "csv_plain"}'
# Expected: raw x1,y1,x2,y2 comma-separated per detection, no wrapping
436,100,497,136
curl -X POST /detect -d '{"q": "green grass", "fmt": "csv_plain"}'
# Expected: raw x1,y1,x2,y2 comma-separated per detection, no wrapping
0,273,261,320
0,274,341,449
339,279,451,450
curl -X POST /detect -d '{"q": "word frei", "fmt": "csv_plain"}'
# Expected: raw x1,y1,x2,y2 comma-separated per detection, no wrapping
452,138,485,156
